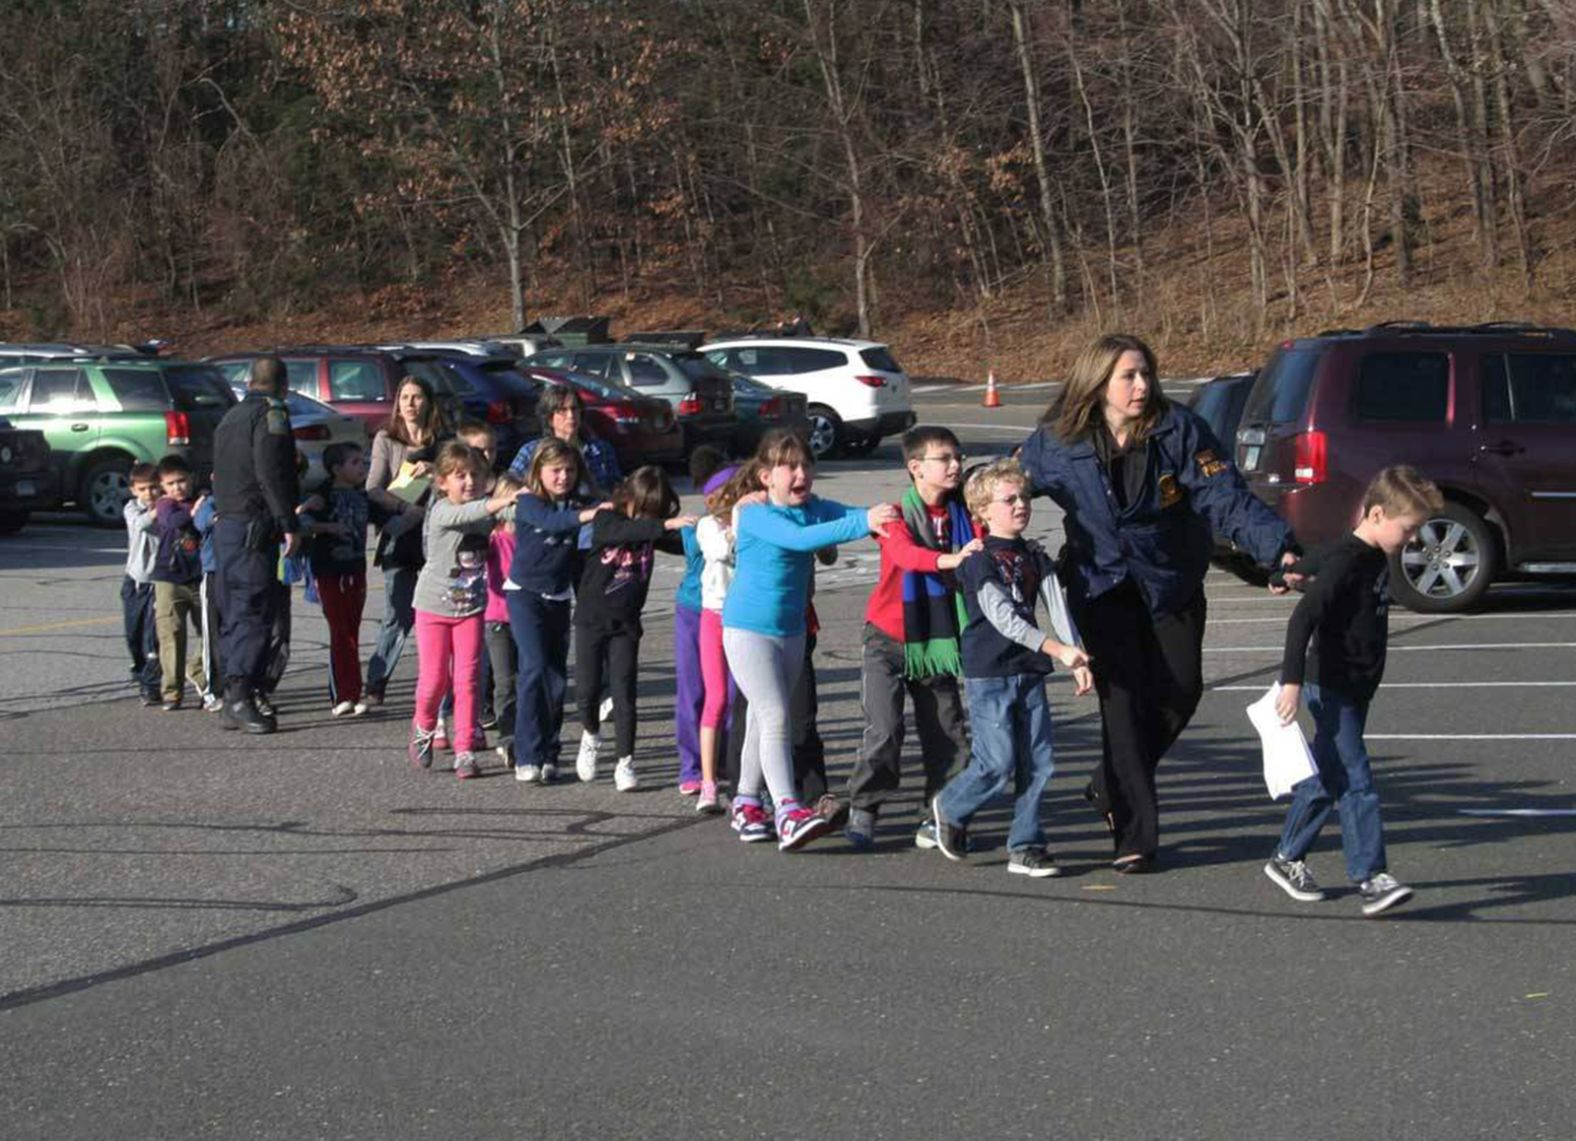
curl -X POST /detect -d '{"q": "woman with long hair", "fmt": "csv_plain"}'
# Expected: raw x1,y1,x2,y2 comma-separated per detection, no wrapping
507,384,621,495
364,375,451,704
1018,334,1297,872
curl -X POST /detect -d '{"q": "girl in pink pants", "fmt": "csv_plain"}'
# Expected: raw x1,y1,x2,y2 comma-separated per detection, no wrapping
408,442,522,779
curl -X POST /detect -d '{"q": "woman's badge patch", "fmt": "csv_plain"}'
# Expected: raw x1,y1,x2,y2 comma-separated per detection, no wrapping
1158,472,1182,507
1194,449,1227,478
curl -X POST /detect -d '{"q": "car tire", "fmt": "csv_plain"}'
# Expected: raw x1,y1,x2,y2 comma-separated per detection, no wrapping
806,405,842,459
0,510,28,536
1389,501,1498,613
80,456,133,527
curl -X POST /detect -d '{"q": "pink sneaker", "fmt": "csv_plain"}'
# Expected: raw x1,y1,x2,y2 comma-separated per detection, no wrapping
776,807,829,852
678,779,702,796
730,801,774,843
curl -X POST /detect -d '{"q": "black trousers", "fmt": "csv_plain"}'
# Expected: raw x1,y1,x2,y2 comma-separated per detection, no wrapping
724,633,827,802
576,619,641,760
214,517,280,692
486,620,518,748
1078,581,1206,860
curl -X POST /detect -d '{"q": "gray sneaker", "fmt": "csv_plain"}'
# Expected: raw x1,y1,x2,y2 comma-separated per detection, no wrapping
1264,855,1325,902
1008,848,1062,878
845,807,876,852
1359,873,1413,917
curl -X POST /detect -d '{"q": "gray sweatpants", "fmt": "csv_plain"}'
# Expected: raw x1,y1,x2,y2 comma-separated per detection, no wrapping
722,626,806,810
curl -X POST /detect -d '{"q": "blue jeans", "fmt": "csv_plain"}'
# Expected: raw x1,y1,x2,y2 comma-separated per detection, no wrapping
365,564,417,696
936,674,1055,852
1277,684,1386,882
507,591,571,767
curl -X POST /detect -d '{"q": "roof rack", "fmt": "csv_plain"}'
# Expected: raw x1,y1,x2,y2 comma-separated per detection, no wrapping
1324,321,1576,340
620,331,706,351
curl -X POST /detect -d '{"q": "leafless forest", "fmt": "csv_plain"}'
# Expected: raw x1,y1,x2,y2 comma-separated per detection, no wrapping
4,1,1576,372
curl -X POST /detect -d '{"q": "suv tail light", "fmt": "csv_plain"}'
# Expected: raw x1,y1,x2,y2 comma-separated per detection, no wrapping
1293,430,1327,484
677,392,702,416
759,396,783,416
165,411,191,446
854,374,887,388
485,399,512,425
293,423,330,441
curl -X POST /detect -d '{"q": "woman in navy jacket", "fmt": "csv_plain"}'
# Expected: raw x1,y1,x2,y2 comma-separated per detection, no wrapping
1019,334,1296,872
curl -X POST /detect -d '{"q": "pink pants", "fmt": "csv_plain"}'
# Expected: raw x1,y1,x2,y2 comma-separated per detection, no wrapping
414,609,485,753
699,607,732,730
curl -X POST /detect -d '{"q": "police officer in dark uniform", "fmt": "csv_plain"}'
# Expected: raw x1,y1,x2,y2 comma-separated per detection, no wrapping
212,356,300,733
1020,334,1299,872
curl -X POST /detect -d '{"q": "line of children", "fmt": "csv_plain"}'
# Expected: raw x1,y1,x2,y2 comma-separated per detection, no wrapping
484,472,523,766
150,455,216,711
673,446,733,806
121,463,164,706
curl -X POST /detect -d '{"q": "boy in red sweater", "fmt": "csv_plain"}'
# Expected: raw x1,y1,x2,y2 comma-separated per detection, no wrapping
842,426,982,850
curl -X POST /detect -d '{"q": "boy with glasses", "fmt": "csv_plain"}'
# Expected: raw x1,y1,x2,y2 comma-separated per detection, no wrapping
841,426,983,850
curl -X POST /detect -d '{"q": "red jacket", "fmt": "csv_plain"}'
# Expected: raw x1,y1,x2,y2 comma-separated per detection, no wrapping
864,502,967,641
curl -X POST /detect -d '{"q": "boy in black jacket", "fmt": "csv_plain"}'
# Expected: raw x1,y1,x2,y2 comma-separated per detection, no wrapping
1265,465,1443,917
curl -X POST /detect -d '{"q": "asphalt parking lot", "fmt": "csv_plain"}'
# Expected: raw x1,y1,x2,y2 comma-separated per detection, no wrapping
1,381,1573,1139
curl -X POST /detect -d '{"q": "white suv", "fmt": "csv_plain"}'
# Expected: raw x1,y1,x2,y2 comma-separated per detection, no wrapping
700,336,916,458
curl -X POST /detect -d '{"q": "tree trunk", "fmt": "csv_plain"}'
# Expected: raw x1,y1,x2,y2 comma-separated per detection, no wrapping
1007,0,1069,316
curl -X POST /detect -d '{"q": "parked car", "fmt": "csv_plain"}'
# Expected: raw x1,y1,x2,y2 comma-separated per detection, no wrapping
0,416,55,535
215,375,364,490
515,364,684,470
1188,372,1260,579
1234,321,1576,612
207,347,475,441
0,342,153,364
727,371,810,455
699,335,917,458
0,358,234,525
523,344,734,456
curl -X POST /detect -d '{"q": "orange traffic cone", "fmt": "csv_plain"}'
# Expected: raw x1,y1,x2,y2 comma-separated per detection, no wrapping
982,369,1002,408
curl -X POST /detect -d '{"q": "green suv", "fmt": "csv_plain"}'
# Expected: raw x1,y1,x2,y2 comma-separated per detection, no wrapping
0,358,235,524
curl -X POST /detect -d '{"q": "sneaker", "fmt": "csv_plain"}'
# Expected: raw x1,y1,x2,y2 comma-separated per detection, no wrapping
730,801,774,843
202,693,224,713
1264,855,1325,902
930,798,968,862
331,700,356,718
576,730,600,782
914,819,939,850
696,781,723,814
161,698,182,712
496,743,514,768
454,752,481,780
540,764,558,784
777,806,829,852
599,695,614,734
254,693,276,719
1008,848,1063,878
1359,873,1413,917
408,724,436,769
433,719,449,752
480,709,499,731
351,701,369,717
678,779,702,796
613,756,638,792
813,794,849,830
516,763,541,783
139,693,160,708
844,807,876,852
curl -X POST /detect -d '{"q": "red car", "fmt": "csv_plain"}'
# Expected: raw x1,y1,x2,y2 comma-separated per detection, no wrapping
517,365,685,470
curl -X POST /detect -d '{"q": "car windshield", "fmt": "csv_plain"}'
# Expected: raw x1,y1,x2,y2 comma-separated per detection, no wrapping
164,364,237,411
860,346,903,372
525,367,641,402
728,372,775,395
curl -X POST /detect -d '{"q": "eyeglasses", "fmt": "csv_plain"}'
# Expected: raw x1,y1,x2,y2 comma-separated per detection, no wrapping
920,453,965,465
993,492,1026,506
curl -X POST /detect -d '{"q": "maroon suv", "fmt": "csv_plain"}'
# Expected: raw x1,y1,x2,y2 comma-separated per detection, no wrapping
1235,322,1576,612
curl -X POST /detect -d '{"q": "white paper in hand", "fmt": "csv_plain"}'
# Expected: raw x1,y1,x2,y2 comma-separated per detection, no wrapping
1246,685,1319,800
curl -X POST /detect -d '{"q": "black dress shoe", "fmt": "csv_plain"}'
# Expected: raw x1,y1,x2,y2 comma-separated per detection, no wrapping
1112,855,1156,874
224,695,275,734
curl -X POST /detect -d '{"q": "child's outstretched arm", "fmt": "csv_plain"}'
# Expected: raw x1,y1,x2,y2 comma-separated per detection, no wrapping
736,500,897,552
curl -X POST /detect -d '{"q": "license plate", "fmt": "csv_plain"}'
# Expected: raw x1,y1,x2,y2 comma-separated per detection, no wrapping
1242,446,1261,471
15,479,33,495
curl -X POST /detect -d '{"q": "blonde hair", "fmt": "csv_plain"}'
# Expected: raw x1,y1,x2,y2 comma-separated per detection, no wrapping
964,458,1027,524
1042,333,1165,443
525,438,581,498
1362,465,1444,518
434,440,484,480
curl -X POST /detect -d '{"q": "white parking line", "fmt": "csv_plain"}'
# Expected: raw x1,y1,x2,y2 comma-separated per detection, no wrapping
1458,809,1576,817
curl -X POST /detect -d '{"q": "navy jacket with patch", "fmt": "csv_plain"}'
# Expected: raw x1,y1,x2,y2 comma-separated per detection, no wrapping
1018,403,1293,615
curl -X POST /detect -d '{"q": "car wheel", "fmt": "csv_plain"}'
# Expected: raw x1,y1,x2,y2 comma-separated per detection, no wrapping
806,405,842,459
80,456,133,527
1390,502,1498,613
0,510,28,536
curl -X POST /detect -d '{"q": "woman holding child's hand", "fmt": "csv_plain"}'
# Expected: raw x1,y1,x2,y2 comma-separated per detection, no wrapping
1018,334,1297,873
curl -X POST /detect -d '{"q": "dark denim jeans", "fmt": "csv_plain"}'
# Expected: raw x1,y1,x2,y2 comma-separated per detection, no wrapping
1277,684,1387,883
936,674,1054,852
366,564,417,696
120,575,162,697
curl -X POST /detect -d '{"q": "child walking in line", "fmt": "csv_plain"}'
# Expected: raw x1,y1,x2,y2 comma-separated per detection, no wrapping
931,459,1093,878
506,440,605,785
573,467,696,791
407,442,522,779
1264,465,1442,917
484,473,524,766
150,456,214,711
122,462,163,706
842,426,983,851
301,441,394,716
193,487,223,704
442,421,498,746
694,463,751,813
674,446,732,801
722,429,897,852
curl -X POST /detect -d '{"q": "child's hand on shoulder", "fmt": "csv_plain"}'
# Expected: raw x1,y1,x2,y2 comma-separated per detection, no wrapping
1275,682,1301,725
665,513,700,531
866,502,898,531
937,537,984,570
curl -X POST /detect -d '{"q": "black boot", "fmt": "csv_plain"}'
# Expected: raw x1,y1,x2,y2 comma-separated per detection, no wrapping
222,683,273,734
